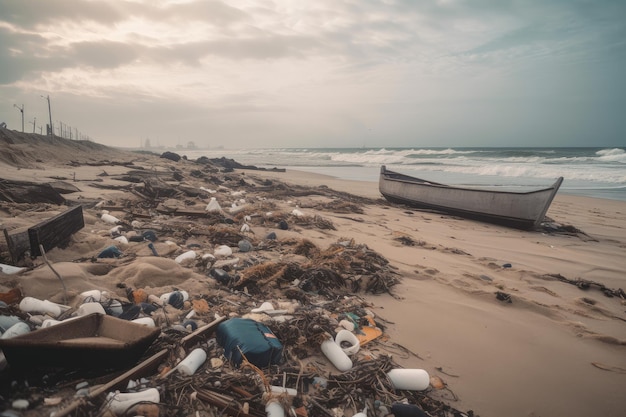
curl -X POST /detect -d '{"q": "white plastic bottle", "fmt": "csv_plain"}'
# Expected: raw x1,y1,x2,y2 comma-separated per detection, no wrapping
387,368,430,391
177,348,207,376
19,297,62,317
321,338,352,372
106,388,160,414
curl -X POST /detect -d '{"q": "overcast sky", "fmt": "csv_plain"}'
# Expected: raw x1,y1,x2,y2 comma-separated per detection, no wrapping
1,0,624,149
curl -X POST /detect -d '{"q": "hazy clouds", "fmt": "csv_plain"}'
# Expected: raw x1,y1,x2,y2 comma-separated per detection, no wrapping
1,0,624,148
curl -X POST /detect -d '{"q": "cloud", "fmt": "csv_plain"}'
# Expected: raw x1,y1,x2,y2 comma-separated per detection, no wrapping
0,0,624,148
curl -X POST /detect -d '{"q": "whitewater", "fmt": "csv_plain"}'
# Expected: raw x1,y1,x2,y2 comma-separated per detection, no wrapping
180,147,626,202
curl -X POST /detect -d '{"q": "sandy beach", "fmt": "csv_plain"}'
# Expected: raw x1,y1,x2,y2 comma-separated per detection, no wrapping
243,169,626,417
1,130,625,417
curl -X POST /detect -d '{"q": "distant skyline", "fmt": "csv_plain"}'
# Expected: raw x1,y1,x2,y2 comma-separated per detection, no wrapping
1,0,625,149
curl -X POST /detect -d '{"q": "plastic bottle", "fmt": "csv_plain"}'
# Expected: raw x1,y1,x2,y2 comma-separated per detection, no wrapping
177,348,207,376
387,369,430,391
321,338,352,372
19,297,63,317
0,322,30,339
106,388,160,415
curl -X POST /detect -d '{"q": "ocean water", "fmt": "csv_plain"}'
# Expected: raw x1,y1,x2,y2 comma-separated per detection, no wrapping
180,147,626,202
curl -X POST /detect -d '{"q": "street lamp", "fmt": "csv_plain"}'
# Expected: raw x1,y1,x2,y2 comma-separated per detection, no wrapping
41,95,53,136
13,104,24,132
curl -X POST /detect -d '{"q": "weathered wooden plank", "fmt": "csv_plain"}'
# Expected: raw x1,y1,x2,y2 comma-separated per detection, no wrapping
0,178,65,204
28,205,84,257
3,226,30,264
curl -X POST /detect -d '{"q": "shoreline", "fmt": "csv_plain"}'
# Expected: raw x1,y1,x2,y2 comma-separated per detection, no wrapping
1,143,625,416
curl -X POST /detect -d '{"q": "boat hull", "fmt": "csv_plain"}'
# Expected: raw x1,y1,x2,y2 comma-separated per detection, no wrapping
379,166,563,229
0,313,161,370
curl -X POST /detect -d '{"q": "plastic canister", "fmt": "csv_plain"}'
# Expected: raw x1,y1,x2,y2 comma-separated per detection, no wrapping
19,297,62,317
0,322,30,339
321,338,352,372
177,348,207,376
106,388,160,415
334,329,360,355
387,368,430,391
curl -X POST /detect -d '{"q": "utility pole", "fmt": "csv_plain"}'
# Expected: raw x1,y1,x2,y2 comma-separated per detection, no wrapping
13,104,24,132
29,117,36,133
41,95,53,136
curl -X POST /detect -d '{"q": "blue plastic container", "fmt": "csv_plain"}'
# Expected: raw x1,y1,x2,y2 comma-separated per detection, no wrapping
216,318,283,368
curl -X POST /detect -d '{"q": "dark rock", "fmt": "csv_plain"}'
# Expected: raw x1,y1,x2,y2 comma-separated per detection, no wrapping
160,151,181,162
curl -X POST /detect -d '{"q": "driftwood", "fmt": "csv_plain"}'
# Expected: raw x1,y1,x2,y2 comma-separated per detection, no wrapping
0,178,65,204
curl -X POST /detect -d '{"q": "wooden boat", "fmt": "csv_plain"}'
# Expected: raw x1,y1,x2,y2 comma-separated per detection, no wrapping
379,166,563,229
0,313,161,370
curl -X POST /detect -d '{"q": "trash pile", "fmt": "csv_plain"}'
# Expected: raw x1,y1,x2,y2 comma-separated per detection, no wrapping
0,155,476,417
